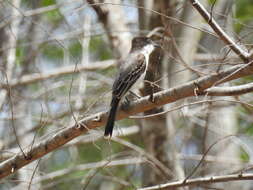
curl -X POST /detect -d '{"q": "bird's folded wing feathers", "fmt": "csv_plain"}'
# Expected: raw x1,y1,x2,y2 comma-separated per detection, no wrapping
112,54,146,100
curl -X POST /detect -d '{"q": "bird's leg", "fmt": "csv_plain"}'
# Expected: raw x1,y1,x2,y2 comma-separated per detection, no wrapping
121,96,131,111
129,90,141,99
149,82,155,103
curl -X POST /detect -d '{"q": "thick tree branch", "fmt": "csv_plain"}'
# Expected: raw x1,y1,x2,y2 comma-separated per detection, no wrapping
203,82,253,96
137,173,253,190
0,62,253,179
189,0,250,62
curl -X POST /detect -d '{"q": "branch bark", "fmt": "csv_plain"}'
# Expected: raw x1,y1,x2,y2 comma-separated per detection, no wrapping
0,61,253,179
0,53,241,89
203,82,253,96
189,0,250,62
137,173,253,190
0,60,115,88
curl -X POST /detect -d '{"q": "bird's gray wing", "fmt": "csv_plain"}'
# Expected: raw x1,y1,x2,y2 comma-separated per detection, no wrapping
112,53,146,100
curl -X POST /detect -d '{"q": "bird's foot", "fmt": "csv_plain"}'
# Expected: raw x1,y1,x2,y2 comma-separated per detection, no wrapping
121,97,131,111
149,93,155,103
129,90,141,99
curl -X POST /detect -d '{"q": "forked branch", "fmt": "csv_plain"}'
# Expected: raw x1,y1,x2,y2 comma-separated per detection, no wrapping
189,0,250,62
0,62,253,179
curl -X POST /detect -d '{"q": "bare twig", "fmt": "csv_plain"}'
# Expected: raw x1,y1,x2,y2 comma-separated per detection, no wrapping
0,0,21,109
0,55,242,90
86,0,132,58
5,72,26,158
130,99,252,119
0,54,240,89
137,173,253,190
0,60,115,89
74,15,91,112
0,62,253,179
185,135,235,181
34,157,144,184
194,53,239,63
189,0,250,62
28,159,41,190
111,137,173,179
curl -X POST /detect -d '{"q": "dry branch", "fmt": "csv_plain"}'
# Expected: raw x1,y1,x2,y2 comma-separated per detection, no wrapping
0,60,115,88
189,0,250,62
137,173,253,190
194,53,239,63
0,54,242,90
0,61,253,179
34,157,144,183
203,82,253,96
1,53,238,89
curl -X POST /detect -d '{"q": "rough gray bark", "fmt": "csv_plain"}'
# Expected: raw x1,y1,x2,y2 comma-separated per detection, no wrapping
1,59,252,179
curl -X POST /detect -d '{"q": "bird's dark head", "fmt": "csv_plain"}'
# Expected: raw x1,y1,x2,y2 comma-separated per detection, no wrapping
130,36,159,52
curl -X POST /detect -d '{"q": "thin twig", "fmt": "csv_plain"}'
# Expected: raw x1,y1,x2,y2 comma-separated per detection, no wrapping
0,61,253,179
130,99,252,119
0,60,115,89
137,173,253,190
189,0,250,62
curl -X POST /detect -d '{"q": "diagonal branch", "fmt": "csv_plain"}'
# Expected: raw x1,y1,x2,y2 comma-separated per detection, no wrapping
0,62,253,179
137,173,253,190
34,157,145,183
0,53,242,89
189,0,250,62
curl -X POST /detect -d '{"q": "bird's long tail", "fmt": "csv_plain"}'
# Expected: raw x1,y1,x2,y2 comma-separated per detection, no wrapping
104,98,120,138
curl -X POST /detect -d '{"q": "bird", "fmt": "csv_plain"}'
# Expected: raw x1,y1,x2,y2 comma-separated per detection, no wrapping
104,36,159,138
